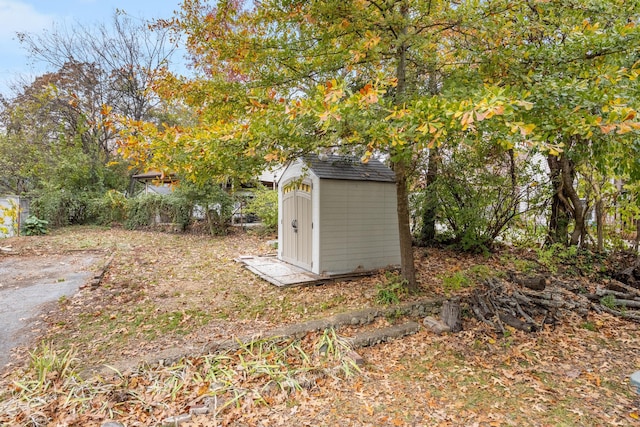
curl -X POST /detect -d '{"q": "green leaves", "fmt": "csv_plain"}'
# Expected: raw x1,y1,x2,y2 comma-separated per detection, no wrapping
115,0,640,254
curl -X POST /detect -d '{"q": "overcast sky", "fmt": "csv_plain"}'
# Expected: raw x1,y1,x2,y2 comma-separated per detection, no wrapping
0,0,184,96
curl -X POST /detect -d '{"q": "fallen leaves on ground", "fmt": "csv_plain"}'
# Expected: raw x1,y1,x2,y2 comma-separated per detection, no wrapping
0,227,639,426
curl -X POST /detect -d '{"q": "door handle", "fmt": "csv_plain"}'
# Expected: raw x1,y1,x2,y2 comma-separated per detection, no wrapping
291,219,298,232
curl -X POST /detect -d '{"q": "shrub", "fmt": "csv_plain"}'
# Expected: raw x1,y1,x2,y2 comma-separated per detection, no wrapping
124,194,191,231
88,190,128,225
22,215,49,235
124,194,162,229
162,193,193,231
30,188,92,227
412,142,547,253
175,182,233,235
123,182,233,235
247,188,278,232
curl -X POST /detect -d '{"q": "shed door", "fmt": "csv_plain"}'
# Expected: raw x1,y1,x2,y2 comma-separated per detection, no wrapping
281,181,312,270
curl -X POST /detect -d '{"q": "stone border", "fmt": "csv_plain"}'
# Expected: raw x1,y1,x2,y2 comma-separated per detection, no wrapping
87,298,442,378
99,298,442,427
207,298,440,351
84,252,115,288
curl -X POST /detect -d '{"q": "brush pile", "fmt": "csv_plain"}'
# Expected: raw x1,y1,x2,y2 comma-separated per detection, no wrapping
463,274,640,334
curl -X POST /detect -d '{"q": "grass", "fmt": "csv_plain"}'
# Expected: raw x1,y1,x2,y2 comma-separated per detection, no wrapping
0,329,361,426
441,270,472,292
1,227,639,426
500,253,539,273
319,294,346,310
7,226,403,367
374,271,409,305
75,305,213,346
381,326,638,426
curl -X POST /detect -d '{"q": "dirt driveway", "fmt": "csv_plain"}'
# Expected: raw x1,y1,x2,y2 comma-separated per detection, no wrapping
0,251,104,371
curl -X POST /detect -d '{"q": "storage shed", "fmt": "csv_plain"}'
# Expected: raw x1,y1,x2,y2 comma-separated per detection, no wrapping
277,155,401,276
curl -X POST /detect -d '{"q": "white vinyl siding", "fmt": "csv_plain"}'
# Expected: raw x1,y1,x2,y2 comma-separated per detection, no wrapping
318,180,400,275
278,158,400,276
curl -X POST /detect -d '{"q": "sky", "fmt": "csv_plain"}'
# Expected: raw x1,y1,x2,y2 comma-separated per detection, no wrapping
0,0,185,96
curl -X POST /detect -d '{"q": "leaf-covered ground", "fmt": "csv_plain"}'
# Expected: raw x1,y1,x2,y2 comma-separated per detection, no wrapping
200,318,639,426
1,226,639,426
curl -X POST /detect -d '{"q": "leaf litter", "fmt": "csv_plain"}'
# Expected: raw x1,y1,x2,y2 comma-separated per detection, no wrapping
0,227,639,426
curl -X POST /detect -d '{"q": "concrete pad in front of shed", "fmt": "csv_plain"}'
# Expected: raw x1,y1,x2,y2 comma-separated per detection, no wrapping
237,256,328,287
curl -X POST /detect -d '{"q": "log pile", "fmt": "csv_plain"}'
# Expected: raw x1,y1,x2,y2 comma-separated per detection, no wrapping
464,275,640,334
613,257,640,289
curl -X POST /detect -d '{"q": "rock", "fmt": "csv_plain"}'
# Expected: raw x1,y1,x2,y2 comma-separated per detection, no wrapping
345,349,365,367
631,371,640,394
423,316,451,335
204,395,228,412
161,413,191,426
101,422,125,427
189,404,209,415
347,321,420,348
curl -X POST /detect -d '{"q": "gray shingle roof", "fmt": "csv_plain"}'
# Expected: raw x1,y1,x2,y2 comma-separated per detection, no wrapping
304,155,396,183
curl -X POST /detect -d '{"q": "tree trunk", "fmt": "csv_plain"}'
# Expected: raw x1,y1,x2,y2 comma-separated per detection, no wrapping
508,148,517,192
635,218,640,253
441,298,462,332
417,146,439,246
416,66,441,247
596,198,605,253
394,158,418,291
547,155,570,245
547,152,586,247
391,1,417,292
560,154,585,247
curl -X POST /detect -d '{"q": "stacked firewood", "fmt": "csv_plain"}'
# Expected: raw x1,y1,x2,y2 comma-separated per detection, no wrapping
447,273,640,334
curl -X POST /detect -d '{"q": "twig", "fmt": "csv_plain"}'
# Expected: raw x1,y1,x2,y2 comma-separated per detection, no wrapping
598,305,640,323
608,279,640,297
514,299,536,325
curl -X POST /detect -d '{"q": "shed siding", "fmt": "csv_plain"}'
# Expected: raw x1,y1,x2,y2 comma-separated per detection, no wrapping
318,179,400,274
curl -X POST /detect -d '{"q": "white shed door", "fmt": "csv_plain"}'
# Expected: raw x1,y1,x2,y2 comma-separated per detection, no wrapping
281,182,312,270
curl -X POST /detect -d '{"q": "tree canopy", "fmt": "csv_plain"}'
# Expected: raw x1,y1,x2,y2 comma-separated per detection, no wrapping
0,12,180,197
118,0,640,287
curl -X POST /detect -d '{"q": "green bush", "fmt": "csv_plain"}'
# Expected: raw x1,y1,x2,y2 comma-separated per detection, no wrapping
88,190,128,225
412,142,546,253
124,194,160,229
375,272,408,305
124,193,191,231
22,215,49,236
174,182,233,235
168,193,195,232
247,188,278,232
123,182,233,235
30,188,93,227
